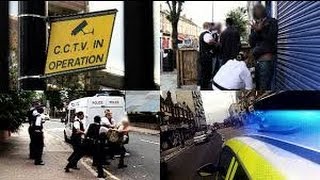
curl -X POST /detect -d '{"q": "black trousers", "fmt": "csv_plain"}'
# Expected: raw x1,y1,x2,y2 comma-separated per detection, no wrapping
67,138,83,167
199,59,213,90
33,132,44,163
28,126,35,158
93,143,104,177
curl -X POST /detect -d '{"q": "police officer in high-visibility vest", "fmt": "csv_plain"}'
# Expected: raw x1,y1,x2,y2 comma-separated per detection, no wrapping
33,107,45,165
66,111,85,170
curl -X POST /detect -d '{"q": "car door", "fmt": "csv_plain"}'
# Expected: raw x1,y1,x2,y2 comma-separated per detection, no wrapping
216,146,249,180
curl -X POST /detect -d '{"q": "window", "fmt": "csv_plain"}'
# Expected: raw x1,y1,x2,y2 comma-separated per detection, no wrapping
233,163,249,180
218,147,234,179
217,146,250,180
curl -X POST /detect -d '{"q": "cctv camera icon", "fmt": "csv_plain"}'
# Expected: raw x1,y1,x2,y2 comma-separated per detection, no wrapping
71,20,94,36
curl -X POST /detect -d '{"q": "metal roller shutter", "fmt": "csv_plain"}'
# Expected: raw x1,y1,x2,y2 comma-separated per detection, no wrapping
276,1,320,90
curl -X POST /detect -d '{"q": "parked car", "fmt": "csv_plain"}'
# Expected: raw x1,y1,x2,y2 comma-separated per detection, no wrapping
194,131,209,145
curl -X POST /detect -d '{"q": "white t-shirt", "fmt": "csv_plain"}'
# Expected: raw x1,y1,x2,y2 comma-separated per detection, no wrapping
213,59,253,90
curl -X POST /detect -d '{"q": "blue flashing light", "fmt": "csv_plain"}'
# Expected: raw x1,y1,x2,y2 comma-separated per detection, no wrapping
247,110,320,134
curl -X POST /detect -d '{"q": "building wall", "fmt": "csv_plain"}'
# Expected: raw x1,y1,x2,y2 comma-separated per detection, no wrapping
160,4,200,49
176,91,195,113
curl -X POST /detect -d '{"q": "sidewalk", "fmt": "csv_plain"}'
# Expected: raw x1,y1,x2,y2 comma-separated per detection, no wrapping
0,124,96,180
161,139,194,162
130,126,160,136
160,70,197,91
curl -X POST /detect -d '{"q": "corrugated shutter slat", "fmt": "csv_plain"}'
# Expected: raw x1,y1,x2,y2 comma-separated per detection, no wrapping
276,1,320,90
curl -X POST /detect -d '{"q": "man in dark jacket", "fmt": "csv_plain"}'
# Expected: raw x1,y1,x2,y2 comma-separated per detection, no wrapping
249,4,278,90
220,18,241,65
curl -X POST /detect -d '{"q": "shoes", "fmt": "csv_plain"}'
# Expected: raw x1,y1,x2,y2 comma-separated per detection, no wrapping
97,174,106,178
64,167,70,173
70,166,80,170
118,164,128,169
35,161,45,165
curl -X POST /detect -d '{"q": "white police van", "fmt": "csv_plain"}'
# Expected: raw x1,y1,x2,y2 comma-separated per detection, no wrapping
63,95,126,142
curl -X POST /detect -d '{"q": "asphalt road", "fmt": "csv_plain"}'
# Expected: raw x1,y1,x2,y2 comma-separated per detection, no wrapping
44,119,160,180
165,132,223,180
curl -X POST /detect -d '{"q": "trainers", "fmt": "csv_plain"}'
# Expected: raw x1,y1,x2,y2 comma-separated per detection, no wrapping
35,161,45,165
64,167,70,173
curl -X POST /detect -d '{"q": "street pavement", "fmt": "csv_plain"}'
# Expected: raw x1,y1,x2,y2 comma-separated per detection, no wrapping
0,119,160,180
160,70,197,91
164,132,223,180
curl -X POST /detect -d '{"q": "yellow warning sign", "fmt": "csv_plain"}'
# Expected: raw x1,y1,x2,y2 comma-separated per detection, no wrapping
45,9,117,76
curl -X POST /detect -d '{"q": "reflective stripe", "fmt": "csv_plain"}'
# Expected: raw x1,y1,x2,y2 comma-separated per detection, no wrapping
225,157,235,180
226,138,285,180
229,161,238,180
236,136,320,180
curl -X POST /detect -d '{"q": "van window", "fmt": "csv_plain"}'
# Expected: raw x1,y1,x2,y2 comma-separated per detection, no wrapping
233,163,249,180
218,147,233,179
69,110,76,122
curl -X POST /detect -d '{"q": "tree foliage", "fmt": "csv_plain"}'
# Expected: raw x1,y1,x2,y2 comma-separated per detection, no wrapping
226,7,248,42
0,92,37,132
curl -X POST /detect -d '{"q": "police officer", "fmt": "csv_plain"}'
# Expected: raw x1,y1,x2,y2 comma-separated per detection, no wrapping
65,116,106,178
86,116,105,178
66,111,85,170
28,101,38,159
33,107,45,165
198,22,218,90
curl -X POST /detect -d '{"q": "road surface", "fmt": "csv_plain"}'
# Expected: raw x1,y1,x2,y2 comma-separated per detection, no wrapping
45,119,160,180
165,132,223,180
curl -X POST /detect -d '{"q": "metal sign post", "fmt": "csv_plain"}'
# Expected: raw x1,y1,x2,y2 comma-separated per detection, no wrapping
0,2,9,92
18,1,47,90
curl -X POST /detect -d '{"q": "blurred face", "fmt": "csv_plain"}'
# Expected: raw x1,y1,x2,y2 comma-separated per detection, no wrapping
254,6,264,19
107,113,112,119
79,114,84,120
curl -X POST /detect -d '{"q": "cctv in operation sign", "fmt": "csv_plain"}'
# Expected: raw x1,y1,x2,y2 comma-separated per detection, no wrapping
45,9,117,76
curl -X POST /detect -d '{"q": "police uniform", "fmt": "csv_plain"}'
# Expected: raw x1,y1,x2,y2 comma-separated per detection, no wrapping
66,117,85,169
28,107,36,159
33,109,45,165
86,122,105,178
199,30,216,90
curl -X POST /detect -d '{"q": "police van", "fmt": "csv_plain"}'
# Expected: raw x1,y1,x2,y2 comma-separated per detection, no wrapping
63,95,126,142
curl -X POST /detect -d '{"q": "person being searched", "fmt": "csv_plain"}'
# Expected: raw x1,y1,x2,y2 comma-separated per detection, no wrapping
249,4,278,90
212,52,253,90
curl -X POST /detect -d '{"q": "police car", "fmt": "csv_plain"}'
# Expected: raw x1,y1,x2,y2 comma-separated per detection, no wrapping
197,92,320,179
